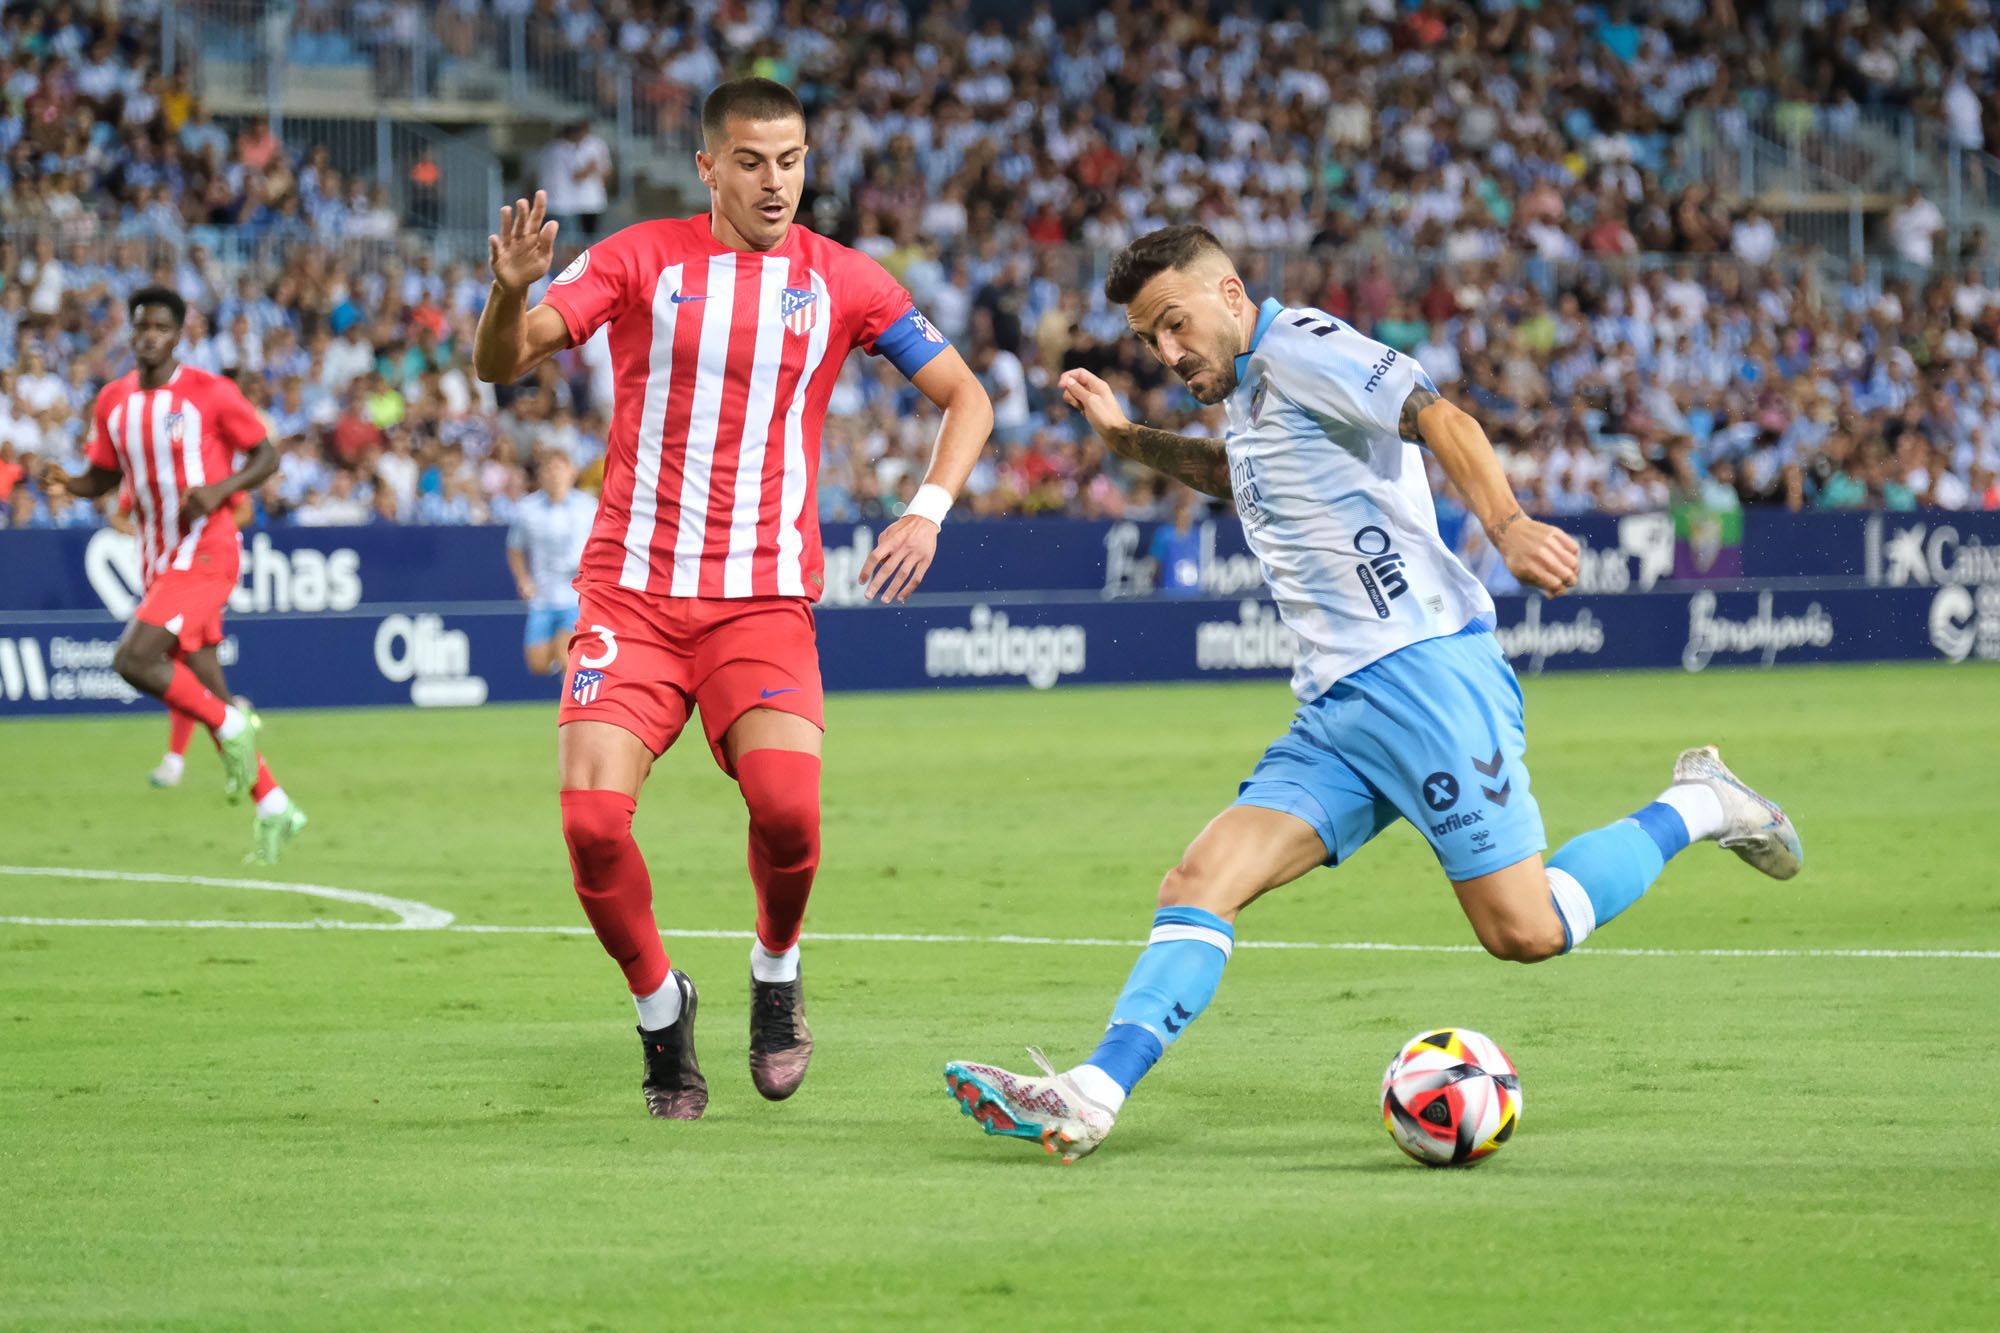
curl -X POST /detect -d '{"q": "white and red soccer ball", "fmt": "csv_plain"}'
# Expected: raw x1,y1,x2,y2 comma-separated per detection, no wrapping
1381,1027,1522,1167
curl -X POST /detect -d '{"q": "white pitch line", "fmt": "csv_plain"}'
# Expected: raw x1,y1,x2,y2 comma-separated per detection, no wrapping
0,865,453,930
2,865,1994,960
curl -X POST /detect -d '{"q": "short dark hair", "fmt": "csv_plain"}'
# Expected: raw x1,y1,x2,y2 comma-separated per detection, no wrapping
701,78,805,147
127,284,187,326
1103,225,1228,305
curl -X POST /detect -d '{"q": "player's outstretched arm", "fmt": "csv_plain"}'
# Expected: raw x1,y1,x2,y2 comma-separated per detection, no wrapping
1057,368,1231,498
41,461,121,500
475,190,572,383
860,348,993,603
1407,388,1580,597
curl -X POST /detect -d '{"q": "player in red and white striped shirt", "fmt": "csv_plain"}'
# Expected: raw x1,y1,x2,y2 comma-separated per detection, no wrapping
475,79,991,1120
44,287,308,865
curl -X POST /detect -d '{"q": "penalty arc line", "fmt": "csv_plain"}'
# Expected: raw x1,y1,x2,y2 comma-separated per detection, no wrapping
2,866,1995,960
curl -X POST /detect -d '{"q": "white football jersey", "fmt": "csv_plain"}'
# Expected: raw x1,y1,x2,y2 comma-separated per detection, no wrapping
1220,298,1495,700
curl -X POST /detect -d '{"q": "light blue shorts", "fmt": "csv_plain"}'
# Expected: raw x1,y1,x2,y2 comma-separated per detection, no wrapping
524,601,579,648
1234,623,1547,881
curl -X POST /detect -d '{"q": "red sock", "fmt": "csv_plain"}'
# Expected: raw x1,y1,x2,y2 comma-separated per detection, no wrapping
167,708,197,757
251,757,279,802
560,789,669,995
736,750,821,953
161,663,227,730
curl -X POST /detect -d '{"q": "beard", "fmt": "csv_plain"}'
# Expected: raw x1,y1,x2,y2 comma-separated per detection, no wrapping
1180,357,1238,405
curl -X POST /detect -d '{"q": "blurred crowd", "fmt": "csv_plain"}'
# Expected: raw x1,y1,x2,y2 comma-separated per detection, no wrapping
2,0,2000,538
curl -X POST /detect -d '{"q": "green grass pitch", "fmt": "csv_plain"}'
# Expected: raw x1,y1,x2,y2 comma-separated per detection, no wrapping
3,664,1998,1330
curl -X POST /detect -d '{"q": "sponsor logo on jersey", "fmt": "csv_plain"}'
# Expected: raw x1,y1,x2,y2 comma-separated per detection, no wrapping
1362,348,1399,393
1353,525,1408,618
780,287,818,335
571,668,605,706
551,251,590,285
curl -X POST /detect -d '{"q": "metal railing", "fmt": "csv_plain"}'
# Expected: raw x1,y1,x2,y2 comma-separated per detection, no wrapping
158,0,700,202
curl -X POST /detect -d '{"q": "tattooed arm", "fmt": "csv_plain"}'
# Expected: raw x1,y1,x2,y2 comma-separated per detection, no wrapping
1056,368,1232,498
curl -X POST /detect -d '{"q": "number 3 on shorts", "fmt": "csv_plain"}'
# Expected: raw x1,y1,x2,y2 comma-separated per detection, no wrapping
578,625,618,669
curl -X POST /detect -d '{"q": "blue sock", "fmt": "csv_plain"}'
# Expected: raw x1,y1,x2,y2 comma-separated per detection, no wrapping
1082,906,1234,1095
1545,803,1693,951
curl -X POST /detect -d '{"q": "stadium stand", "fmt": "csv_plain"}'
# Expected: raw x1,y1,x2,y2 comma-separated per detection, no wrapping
0,0,1997,535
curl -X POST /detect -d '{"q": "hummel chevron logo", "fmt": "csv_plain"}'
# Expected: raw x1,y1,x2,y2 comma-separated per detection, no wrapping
1481,779,1513,807
1162,1003,1194,1035
669,290,707,304
1471,749,1504,778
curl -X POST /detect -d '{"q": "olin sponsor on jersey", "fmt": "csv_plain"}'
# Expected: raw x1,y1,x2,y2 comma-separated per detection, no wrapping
1195,600,1297,671
1682,591,1835,672
1868,518,2000,588
1494,599,1606,673
1352,525,1409,619
924,605,1085,690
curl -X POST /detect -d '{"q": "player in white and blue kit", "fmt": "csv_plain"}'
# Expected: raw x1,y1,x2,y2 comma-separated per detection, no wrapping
944,226,1805,1162
507,450,596,676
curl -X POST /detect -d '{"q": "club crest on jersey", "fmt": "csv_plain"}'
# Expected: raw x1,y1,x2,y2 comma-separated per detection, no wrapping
1248,381,1268,425
912,311,945,344
165,411,186,445
551,251,589,285
780,287,818,336
570,668,604,706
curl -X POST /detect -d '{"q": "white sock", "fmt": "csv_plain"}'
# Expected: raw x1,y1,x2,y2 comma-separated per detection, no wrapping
256,786,290,817
1657,782,1726,842
750,941,801,983
156,753,185,779
633,972,684,1030
216,706,247,741
1071,1063,1127,1114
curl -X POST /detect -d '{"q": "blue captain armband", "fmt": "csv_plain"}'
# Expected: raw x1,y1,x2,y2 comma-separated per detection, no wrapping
874,307,951,379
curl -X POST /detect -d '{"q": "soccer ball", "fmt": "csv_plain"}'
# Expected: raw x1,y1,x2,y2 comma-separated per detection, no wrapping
1380,1027,1522,1167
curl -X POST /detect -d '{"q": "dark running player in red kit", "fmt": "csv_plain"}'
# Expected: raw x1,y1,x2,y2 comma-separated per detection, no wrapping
43,286,308,864
474,79,992,1119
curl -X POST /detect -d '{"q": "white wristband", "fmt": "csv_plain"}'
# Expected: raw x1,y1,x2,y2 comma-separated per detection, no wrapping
906,482,954,525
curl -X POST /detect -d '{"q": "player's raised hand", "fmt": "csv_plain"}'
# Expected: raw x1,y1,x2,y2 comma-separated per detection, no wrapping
1492,509,1582,597
489,190,559,294
1058,368,1134,449
860,514,939,604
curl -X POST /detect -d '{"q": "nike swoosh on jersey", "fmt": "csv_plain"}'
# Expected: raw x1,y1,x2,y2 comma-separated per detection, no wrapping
759,687,799,699
668,290,707,304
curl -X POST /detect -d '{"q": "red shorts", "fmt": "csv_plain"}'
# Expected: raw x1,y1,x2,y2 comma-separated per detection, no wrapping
134,564,236,655
558,581,824,773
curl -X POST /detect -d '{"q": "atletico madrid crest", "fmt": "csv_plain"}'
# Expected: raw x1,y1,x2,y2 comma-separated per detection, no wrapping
166,411,186,445
570,668,604,706
779,287,818,336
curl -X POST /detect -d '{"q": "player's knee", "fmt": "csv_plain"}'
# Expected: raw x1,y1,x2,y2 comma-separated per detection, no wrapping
746,786,819,867
1158,856,1228,915
1479,920,1566,964
111,639,160,686
560,792,633,867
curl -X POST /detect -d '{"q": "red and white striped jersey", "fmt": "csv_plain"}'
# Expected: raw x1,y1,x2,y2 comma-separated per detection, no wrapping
87,365,266,588
538,215,947,600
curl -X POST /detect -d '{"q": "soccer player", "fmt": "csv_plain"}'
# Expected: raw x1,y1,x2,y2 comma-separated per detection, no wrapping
943,226,1803,1162
507,450,596,676
474,78,992,1120
43,286,308,864
143,487,258,788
